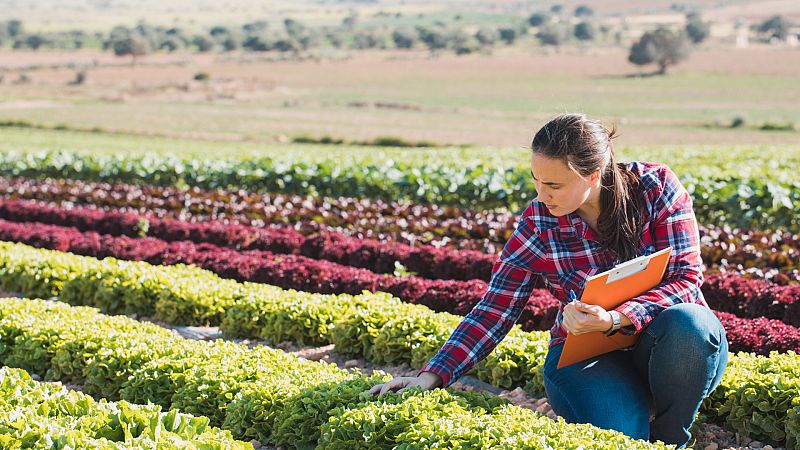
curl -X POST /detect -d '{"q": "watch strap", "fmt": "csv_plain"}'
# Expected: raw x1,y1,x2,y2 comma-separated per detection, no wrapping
603,310,621,336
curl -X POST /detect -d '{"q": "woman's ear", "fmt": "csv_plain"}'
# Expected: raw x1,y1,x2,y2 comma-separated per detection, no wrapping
590,169,602,188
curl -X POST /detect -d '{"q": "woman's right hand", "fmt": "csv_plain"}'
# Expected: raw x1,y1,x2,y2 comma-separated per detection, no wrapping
368,371,443,397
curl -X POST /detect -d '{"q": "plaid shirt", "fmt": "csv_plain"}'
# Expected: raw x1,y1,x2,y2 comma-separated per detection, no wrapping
418,161,708,388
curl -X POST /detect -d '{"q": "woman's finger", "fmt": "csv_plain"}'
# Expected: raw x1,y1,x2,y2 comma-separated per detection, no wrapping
575,303,602,316
563,312,575,331
380,379,403,396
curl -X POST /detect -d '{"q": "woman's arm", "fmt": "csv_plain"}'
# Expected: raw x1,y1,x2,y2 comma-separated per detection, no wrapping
417,216,546,388
614,166,703,335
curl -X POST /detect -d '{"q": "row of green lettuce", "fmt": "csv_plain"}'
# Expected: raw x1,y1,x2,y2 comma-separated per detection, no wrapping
0,366,250,449
0,241,548,393
0,298,674,450
0,150,798,230
1,241,798,448
3,126,799,175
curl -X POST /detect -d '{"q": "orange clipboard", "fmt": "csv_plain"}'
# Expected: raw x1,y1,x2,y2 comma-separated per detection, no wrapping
557,246,673,369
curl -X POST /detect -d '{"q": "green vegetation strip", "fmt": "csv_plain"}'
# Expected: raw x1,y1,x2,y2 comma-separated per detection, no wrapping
2,127,799,175
0,366,250,449
1,241,799,447
0,297,673,449
0,149,797,230
0,241,550,394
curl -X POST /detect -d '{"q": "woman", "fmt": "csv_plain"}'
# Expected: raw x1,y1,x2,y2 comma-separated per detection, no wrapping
368,113,729,448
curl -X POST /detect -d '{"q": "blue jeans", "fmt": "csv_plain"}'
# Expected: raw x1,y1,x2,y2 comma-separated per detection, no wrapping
543,303,729,448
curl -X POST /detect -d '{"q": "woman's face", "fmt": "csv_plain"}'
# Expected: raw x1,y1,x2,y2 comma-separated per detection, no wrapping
530,153,600,216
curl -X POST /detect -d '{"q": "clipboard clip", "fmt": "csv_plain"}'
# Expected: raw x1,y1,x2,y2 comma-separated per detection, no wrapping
606,259,649,283
604,246,671,284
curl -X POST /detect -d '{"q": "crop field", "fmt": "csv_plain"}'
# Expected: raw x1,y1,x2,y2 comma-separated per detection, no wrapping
1,59,800,450
0,138,799,448
2,0,800,447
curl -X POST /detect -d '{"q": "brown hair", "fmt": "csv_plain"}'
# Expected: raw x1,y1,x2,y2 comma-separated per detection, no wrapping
531,113,647,262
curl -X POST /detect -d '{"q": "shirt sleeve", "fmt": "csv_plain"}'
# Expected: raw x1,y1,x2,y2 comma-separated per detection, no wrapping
417,215,546,388
614,166,704,336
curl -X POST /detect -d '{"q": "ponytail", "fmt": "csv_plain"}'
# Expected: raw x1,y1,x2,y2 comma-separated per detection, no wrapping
596,134,647,262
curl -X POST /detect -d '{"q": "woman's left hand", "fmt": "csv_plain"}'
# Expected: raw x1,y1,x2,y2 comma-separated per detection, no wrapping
562,302,613,335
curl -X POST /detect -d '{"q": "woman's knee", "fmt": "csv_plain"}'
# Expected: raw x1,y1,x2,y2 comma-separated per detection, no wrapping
644,303,729,393
651,303,725,346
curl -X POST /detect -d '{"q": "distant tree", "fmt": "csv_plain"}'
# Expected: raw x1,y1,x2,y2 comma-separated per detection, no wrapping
133,21,160,49
574,5,594,17
416,26,448,52
475,27,499,46
498,27,518,45
111,36,151,63
165,27,188,40
284,18,306,38
757,15,792,40
104,26,126,50
273,37,301,53
574,22,596,41
299,31,319,50
6,20,23,38
628,27,691,74
392,28,417,49
282,18,316,50
242,34,271,51
209,26,229,37
221,35,240,51
685,13,710,44
68,30,87,49
325,30,344,48
24,33,48,50
537,25,566,46
550,4,563,14
192,35,215,52
527,12,549,27
451,29,479,54
352,30,384,49
159,36,184,52
242,21,268,35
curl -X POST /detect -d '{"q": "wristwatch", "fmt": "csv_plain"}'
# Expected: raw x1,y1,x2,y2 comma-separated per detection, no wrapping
603,310,622,336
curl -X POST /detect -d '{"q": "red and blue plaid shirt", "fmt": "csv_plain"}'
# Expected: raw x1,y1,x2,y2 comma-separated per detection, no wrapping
418,161,708,388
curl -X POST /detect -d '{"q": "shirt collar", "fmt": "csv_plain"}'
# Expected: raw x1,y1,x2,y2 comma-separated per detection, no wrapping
557,210,597,241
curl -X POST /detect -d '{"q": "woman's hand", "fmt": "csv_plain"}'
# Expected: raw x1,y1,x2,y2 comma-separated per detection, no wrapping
368,371,443,397
562,301,612,335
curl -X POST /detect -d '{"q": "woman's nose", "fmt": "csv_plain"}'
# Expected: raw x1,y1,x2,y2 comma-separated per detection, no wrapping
538,189,551,202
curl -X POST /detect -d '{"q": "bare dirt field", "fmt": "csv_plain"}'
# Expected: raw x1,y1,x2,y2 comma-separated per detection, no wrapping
1,43,798,148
